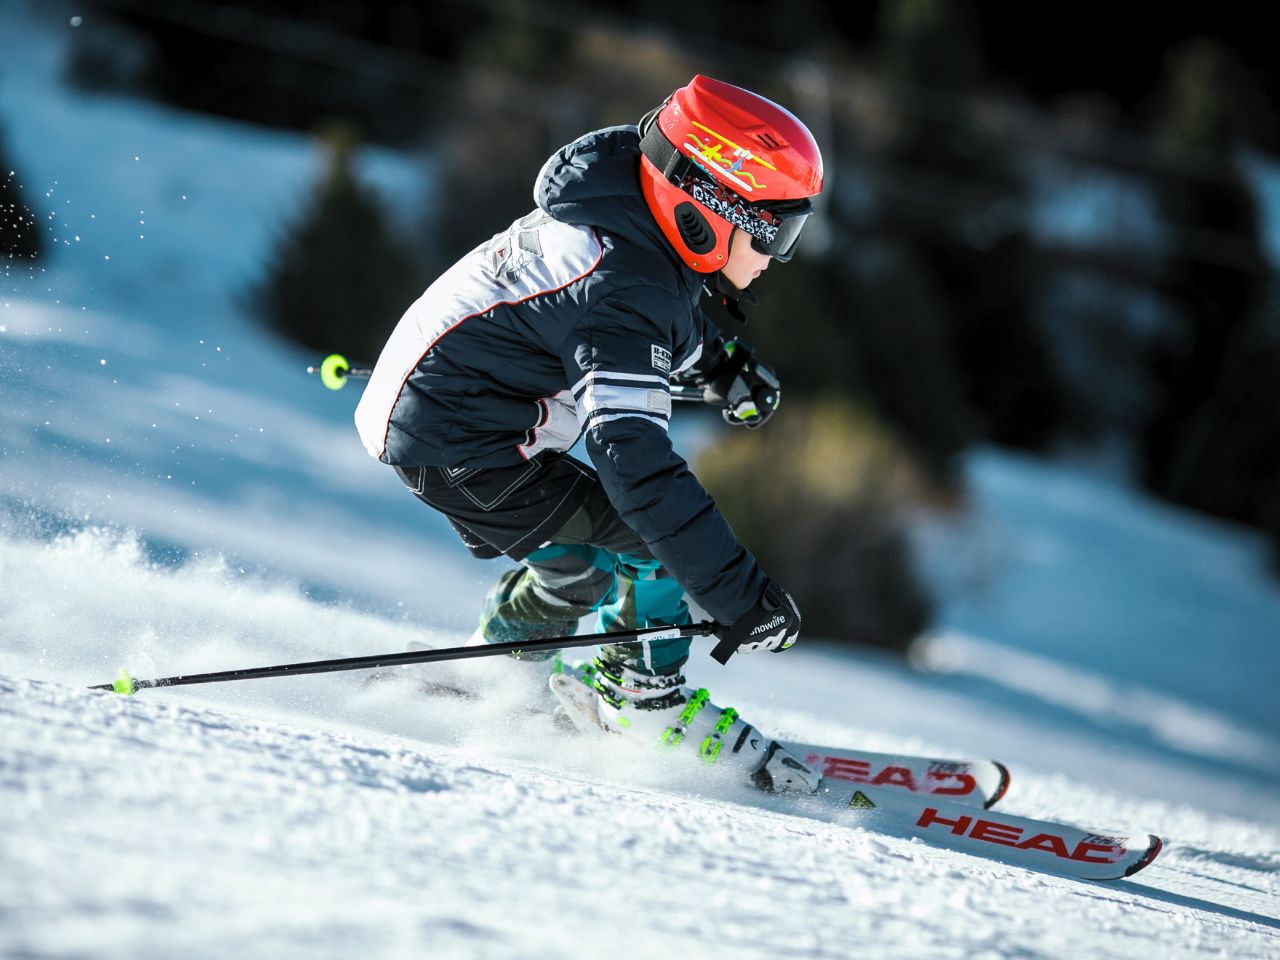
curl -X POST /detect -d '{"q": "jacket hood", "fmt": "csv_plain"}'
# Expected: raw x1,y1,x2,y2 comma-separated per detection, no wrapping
535,125,700,294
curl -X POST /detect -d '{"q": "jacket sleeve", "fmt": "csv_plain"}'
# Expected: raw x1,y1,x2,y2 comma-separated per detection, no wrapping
561,293,767,625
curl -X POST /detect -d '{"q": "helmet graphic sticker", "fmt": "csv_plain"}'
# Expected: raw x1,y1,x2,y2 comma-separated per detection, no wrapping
682,120,777,194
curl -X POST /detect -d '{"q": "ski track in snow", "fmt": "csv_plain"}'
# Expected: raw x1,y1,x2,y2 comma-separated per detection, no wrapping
2,5,1279,958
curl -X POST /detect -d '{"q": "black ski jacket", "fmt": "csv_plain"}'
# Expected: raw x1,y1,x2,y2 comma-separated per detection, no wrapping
355,125,767,624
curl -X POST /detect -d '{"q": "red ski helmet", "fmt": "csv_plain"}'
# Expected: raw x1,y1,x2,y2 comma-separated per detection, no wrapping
639,75,824,273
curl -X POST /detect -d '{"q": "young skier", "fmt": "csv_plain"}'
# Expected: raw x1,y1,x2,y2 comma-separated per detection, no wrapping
355,75,823,792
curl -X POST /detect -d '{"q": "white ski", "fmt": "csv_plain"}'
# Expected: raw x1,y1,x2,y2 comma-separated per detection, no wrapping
549,671,1161,880
821,782,1162,881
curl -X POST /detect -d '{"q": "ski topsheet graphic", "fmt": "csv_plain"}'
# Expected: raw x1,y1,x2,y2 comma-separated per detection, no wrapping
791,742,1010,809
817,782,1163,881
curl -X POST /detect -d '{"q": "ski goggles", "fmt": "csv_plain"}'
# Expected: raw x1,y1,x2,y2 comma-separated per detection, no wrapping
680,173,813,262
640,116,814,262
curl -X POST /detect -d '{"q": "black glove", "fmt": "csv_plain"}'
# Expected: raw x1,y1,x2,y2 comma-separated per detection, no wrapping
709,580,802,665
701,339,781,429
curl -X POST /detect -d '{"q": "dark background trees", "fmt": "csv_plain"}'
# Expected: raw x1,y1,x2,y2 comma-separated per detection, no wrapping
248,125,420,361
64,0,1280,645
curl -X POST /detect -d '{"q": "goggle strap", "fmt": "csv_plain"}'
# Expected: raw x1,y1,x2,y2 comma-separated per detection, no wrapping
639,115,684,180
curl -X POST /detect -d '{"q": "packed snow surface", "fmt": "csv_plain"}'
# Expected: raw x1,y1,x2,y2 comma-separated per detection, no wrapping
2,5,1278,958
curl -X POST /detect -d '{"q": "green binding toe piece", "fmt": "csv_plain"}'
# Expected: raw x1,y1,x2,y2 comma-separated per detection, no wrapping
111,668,136,696
319,353,350,391
661,688,709,747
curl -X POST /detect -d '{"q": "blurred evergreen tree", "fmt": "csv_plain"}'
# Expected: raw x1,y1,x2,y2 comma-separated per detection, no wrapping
871,0,1066,451
1141,40,1275,540
251,125,420,361
1163,294,1280,545
839,245,971,483
744,242,970,485
1,127,42,262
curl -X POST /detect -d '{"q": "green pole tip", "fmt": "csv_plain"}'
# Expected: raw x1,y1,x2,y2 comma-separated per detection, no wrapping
112,668,136,696
319,353,350,391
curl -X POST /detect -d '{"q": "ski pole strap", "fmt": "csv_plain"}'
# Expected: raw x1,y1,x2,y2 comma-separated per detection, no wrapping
709,632,737,665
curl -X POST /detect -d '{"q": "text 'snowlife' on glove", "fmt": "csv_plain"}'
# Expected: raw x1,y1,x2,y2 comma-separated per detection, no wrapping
702,340,781,430
709,580,802,665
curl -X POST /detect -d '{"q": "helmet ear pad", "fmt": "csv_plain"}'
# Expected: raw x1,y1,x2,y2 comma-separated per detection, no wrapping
639,154,733,273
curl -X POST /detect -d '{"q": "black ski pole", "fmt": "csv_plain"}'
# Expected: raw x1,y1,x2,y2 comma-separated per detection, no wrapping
90,621,729,696
306,353,708,402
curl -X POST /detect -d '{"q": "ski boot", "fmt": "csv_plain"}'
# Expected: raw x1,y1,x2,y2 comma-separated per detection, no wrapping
549,659,820,795
474,567,586,655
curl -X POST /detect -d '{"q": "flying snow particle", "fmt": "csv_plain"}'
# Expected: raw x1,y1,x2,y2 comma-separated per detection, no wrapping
70,16,83,27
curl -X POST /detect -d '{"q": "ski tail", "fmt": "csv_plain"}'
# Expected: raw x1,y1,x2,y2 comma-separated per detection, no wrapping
1125,835,1163,878
986,761,1011,809
825,783,1163,881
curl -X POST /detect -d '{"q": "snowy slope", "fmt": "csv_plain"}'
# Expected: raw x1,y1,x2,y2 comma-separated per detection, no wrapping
2,6,1279,958
5,670,1277,960
2,523,1278,959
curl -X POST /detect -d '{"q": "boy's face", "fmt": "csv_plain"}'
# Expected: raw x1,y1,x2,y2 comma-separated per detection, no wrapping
720,228,771,290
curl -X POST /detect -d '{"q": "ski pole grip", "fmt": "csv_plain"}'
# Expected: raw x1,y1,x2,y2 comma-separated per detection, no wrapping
709,631,737,665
